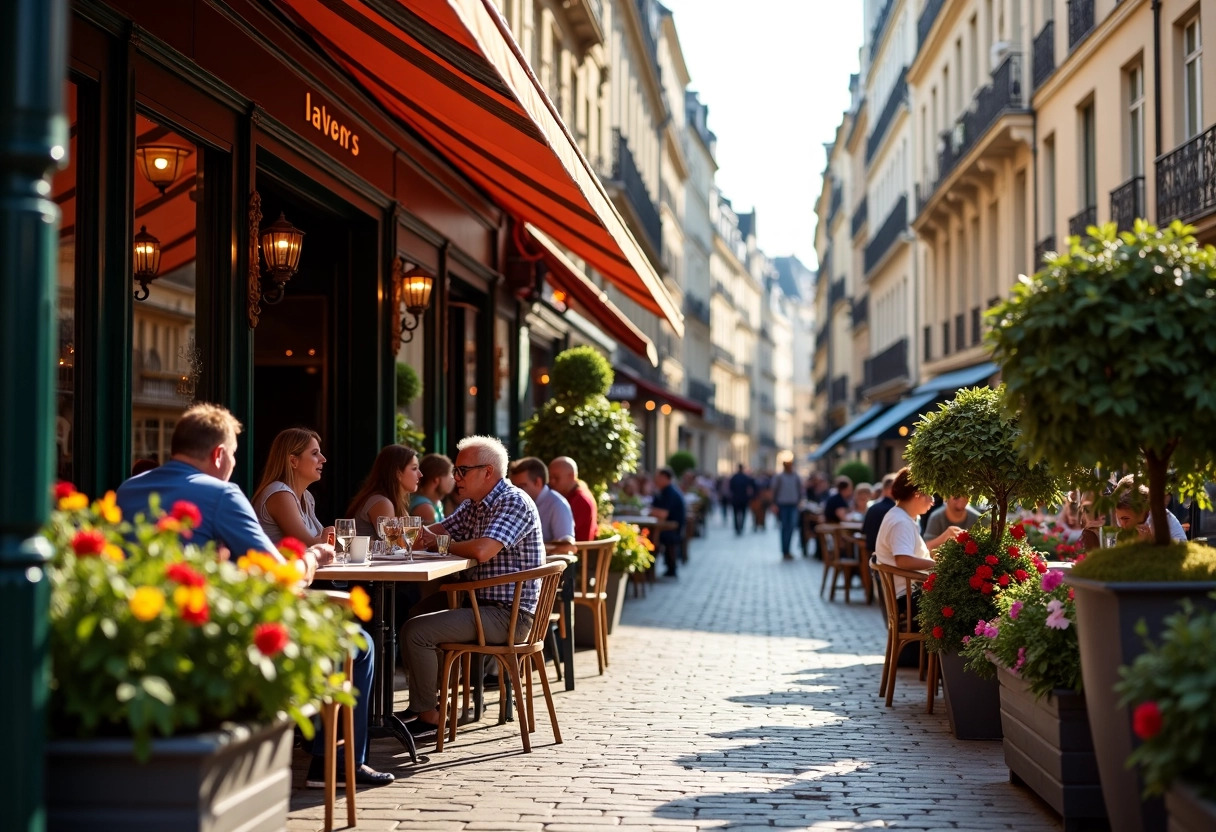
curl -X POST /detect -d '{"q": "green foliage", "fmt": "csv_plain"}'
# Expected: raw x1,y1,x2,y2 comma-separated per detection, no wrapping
549,346,613,402
988,221,1216,545
919,524,1044,653
962,571,1082,699
45,486,366,760
835,459,874,486
598,521,655,573
667,451,697,478
519,395,641,500
1117,596,1216,799
1069,540,1216,582
904,385,1065,540
395,411,425,452
396,362,422,408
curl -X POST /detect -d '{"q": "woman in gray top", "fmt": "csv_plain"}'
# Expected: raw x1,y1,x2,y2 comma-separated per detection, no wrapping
250,428,332,545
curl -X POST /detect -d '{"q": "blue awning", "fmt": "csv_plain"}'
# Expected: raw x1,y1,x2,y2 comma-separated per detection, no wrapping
912,361,998,396
809,403,888,461
846,392,940,451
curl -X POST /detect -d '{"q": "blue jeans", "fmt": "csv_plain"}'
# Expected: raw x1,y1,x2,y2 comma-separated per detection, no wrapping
311,626,373,765
778,504,799,555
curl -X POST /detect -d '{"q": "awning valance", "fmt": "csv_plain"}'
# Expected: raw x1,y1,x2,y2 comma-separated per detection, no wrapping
808,402,888,461
611,366,704,416
847,392,940,451
273,0,683,336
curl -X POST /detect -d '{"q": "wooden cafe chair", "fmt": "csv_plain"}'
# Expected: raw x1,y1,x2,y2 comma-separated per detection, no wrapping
826,527,865,603
869,556,938,713
310,590,358,832
815,522,840,597
571,535,619,675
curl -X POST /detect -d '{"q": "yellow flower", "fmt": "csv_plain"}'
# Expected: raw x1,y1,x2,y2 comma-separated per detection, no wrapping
349,585,373,622
58,492,88,511
96,491,122,524
103,544,125,562
129,586,165,621
237,550,278,574
271,562,302,587
174,584,207,614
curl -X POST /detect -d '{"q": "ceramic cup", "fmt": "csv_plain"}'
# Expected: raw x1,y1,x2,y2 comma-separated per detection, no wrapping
349,535,371,563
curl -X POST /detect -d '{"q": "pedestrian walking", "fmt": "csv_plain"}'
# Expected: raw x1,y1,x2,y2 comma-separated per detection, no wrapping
728,464,754,536
772,459,803,561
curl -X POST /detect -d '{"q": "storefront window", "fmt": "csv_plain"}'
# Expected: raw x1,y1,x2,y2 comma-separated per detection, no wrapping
494,314,513,442
52,81,78,483
130,116,199,472
462,305,478,438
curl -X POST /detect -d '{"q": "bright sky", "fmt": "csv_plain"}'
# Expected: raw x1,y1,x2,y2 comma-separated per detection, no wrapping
660,0,864,268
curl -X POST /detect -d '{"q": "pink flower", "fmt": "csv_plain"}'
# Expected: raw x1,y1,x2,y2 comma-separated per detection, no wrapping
961,636,971,644
1045,599,1070,630
1041,570,1064,592
983,622,1000,639
1014,646,1027,671
974,620,987,636
1009,601,1023,620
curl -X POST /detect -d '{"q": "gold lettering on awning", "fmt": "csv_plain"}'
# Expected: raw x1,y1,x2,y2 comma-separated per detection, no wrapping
305,91,360,156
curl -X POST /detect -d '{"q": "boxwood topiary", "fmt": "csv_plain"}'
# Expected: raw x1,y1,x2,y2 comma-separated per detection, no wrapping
835,460,874,487
549,345,613,403
1069,541,1216,583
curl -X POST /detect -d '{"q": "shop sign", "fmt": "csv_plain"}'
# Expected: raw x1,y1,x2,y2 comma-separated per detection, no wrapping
608,382,637,400
305,91,360,156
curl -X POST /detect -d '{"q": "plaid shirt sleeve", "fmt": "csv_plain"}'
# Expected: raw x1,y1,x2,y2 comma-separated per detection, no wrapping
479,487,534,549
439,498,473,539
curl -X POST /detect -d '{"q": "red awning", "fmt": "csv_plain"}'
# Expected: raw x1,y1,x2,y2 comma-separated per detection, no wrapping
613,366,704,417
273,0,683,336
526,225,657,367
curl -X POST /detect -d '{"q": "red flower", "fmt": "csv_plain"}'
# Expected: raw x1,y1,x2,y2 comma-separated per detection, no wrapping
1010,524,1026,540
253,622,290,657
1014,569,1029,583
980,582,994,595
1132,701,1163,740
986,555,999,566
998,574,1011,587
278,537,306,559
71,529,107,556
1068,588,1076,600
179,600,209,625
941,606,954,618
964,540,979,555
931,626,944,639
976,565,993,579
956,531,971,545
969,575,984,590
1007,545,1021,557
170,500,202,528
53,481,77,501
1035,561,1048,574
165,562,206,587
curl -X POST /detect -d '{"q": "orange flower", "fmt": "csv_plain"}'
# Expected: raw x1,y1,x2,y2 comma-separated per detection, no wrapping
129,586,165,621
58,492,88,511
174,585,209,625
96,491,122,524
349,585,373,622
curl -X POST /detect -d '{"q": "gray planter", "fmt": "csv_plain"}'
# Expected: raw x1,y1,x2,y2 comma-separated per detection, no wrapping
997,667,1106,827
46,718,294,831
575,570,630,645
938,650,1002,740
1166,782,1216,832
1066,575,1216,832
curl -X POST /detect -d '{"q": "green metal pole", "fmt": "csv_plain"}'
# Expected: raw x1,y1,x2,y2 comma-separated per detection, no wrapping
0,1,68,830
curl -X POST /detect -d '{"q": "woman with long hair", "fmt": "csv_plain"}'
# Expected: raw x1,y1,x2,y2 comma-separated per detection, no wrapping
251,428,333,546
346,444,422,537
409,453,454,525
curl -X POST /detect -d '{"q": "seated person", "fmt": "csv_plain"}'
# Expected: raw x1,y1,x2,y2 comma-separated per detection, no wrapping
922,495,982,542
509,456,576,555
850,483,874,520
822,477,854,523
410,453,455,524
250,428,334,547
1114,475,1188,542
346,444,421,537
648,467,686,578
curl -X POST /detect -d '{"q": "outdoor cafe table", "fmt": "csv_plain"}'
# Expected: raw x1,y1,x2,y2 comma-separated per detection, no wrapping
314,554,474,761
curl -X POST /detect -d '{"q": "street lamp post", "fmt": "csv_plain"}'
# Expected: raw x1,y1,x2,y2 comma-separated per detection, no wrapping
0,1,68,830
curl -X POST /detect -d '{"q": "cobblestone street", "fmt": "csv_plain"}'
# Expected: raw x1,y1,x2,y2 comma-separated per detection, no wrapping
288,514,1061,831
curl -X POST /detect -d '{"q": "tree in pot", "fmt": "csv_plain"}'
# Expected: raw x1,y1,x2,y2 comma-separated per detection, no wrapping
988,220,1216,832
904,384,1066,740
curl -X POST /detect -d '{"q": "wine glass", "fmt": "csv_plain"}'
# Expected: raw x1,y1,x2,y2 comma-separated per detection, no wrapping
376,514,389,541
400,515,422,562
335,518,356,565
382,517,403,556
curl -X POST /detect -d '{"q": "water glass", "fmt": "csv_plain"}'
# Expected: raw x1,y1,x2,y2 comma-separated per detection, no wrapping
1101,527,1119,549
335,518,356,563
368,539,386,559
435,533,451,556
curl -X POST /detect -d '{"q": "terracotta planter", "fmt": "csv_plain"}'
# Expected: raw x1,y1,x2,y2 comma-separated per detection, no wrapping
574,571,630,645
997,667,1106,826
46,718,294,831
1067,575,1216,832
938,650,1002,740
1166,782,1216,832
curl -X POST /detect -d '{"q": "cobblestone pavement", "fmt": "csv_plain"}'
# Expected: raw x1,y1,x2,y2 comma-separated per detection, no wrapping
287,513,1061,831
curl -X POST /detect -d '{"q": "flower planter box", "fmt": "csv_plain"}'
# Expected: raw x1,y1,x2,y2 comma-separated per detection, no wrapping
1067,576,1216,832
939,650,1002,740
575,570,630,645
1166,782,1216,832
997,667,1106,826
46,718,294,831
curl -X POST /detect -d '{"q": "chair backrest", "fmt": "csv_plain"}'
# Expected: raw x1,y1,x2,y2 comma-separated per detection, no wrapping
521,561,568,646
869,555,926,638
442,561,568,647
834,528,864,562
817,523,840,564
572,536,619,596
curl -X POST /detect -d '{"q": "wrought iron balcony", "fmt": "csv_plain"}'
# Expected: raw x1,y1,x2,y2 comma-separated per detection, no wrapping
863,337,908,390
830,375,849,406
828,184,843,227
852,294,869,329
1156,124,1216,224
711,343,737,369
605,129,662,260
1067,0,1094,50
865,193,908,274
851,197,868,237
1068,205,1096,238
688,378,715,406
684,294,711,325
933,54,1026,191
1034,235,1057,267
918,0,946,49
828,277,846,308
1110,175,1145,232
867,69,908,163
1032,20,1055,90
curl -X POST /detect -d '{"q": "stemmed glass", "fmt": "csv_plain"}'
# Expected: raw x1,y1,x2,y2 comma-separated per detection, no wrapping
335,518,356,565
376,514,389,542
382,517,403,556
400,515,423,562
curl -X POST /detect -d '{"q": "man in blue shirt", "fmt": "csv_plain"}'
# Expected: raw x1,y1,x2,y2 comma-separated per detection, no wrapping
728,464,755,536
649,467,687,578
508,456,576,554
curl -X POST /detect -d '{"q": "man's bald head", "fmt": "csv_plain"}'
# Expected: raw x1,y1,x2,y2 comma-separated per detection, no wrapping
548,456,579,496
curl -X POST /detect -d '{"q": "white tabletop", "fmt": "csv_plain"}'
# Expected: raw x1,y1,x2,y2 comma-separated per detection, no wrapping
314,553,476,582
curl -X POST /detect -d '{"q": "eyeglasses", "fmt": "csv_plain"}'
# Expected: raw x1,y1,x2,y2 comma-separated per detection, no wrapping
452,463,490,479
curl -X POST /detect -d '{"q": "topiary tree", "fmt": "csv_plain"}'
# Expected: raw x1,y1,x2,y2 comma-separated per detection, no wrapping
396,362,422,409
519,347,641,500
904,384,1065,542
989,221,1216,545
835,459,874,486
667,451,696,478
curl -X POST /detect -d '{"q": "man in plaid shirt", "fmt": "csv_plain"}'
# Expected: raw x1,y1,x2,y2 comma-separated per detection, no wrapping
399,435,544,740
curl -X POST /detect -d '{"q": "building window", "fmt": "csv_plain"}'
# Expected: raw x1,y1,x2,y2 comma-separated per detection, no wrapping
1127,62,1145,177
1183,16,1203,139
1079,101,1096,209
1043,133,1057,232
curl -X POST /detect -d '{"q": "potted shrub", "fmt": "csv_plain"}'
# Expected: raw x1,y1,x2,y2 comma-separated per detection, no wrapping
43,484,368,830
989,220,1216,832
574,520,655,643
962,571,1105,825
904,384,1066,740
667,451,697,479
395,361,425,449
1116,596,1216,832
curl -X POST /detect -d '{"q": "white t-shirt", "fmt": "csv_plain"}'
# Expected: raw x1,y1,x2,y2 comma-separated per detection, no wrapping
874,506,931,597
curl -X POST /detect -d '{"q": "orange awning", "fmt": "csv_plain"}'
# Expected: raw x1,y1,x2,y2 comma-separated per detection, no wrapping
274,0,683,336
526,225,657,367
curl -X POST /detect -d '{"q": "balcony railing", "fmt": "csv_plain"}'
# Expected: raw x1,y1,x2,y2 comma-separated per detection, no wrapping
1067,0,1094,50
684,294,711,325
865,193,908,274
712,279,729,298
1110,175,1146,232
870,0,895,58
688,378,715,406
1068,205,1097,238
828,184,843,227
829,277,847,308
815,324,830,351
918,0,946,49
1034,235,1057,267
932,54,1026,194
1157,124,1216,224
863,337,908,390
830,375,849,406
1032,20,1055,90
867,69,908,163
606,129,662,258
852,294,869,329
851,197,868,237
